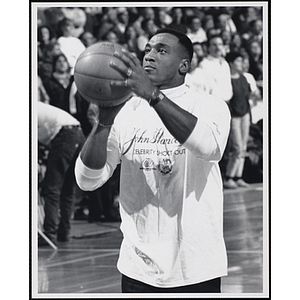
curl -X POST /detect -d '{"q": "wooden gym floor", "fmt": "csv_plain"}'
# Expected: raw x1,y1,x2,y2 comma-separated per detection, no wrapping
35,182,268,297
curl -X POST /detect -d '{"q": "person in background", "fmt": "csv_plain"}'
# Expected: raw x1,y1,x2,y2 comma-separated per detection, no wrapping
38,25,56,62
199,35,232,101
242,53,261,104
38,41,62,82
167,7,188,33
202,14,215,34
155,7,172,29
60,7,87,38
242,53,262,124
95,7,118,42
123,24,141,59
56,18,86,75
102,30,120,44
115,7,130,44
185,50,208,94
137,18,158,54
246,40,263,94
141,7,156,21
215,13,237,37
38,102,85,246
79,31,96,48
43,53,74,113
223,52,251,189
220,30,231,56
186,16,207,44
242,18,263,46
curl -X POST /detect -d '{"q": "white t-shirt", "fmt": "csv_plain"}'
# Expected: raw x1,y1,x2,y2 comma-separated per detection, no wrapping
185,67,209,94
75,84,230,287
243,72,258,93
187,27,207,44
199,55,233,101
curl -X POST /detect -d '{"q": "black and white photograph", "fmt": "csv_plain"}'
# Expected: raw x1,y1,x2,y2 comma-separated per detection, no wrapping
30,1,270,298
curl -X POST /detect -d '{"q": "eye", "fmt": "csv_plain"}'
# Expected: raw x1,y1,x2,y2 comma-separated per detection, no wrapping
145,47,151,54
158,48,167,54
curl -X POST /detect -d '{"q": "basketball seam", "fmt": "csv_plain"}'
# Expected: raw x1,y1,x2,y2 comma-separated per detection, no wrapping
75,72,120,81
77,52,118,61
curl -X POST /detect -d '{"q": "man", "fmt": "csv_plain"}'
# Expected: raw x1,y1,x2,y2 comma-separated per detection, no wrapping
75,28,230,293
199,35,233,101
187,16,207,44
38,102,85,245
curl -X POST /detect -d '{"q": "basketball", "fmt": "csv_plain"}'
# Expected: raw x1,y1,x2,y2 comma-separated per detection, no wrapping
74,42,133,107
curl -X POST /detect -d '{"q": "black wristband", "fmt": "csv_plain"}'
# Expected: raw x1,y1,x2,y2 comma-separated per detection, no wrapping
148,87,165,107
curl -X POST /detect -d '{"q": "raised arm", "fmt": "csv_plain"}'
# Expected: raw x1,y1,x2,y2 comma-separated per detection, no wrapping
110,48,197,144
79,103,125,169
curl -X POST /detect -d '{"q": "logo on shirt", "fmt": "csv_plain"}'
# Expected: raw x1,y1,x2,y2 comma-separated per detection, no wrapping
140,158,156,171
158,158,173,175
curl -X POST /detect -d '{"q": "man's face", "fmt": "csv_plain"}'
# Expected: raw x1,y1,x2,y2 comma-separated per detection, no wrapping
143,33,186,89
208,37,224,58
40,27,50,42
119,11,129,24
250,41,261,56
193,44,204,59
63,22,74,37
191,18,201,32
143,7,155,20
145,20,157,36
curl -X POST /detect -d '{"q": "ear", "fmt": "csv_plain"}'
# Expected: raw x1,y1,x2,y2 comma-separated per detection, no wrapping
179,59,190,75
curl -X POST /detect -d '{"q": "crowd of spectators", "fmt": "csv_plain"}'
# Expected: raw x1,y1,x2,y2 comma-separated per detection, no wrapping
37,6,263,88
37,6,264,223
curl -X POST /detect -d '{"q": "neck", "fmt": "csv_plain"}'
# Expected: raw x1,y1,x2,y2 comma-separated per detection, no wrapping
231,70,240,78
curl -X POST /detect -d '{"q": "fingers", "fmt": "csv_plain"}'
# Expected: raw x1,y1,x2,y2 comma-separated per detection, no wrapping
109,49,136,88
110,78,128,88
117,48,139,66
109,52,134,79
109,60,128,78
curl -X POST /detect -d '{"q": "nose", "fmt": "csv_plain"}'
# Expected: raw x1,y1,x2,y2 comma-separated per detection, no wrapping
144,50,156,62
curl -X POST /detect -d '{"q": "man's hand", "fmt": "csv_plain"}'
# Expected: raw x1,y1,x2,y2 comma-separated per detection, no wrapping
96,101,127,126
109,48,155,101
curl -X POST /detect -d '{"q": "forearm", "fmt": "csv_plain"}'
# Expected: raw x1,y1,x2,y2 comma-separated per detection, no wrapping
79,123,111,169
155,100,197,144
80,103,125,169
150,92,197,145
151,91,230,161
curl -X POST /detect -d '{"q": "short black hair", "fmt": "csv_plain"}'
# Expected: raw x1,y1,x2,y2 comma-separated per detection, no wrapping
153,28,193,61
225,51,243,63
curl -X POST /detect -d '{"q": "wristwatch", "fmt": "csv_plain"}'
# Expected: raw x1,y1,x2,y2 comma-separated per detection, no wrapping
149,87,165,107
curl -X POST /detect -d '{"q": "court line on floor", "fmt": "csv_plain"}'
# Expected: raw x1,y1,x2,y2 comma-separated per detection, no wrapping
75,282,120,293
49,275,120,293
72,228,118,238
224,202,262,213
223,185,263,195
39,248,120,253
44,252,119,268
74,279,120,293
227,250,263,254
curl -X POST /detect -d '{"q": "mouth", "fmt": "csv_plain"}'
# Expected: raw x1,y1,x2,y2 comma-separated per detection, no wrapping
144,65,156,72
